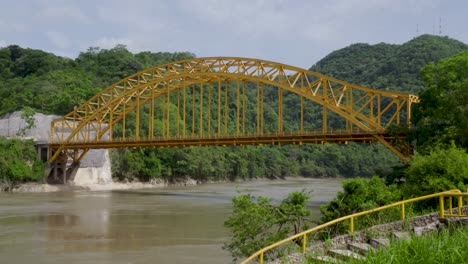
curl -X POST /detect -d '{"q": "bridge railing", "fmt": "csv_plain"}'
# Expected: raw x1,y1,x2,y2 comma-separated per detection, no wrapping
241,189,468,264
51,128,390,144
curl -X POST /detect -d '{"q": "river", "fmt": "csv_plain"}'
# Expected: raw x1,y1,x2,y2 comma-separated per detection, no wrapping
0,178,342,264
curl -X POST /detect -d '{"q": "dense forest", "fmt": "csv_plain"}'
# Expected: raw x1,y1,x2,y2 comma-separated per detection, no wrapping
0,34,467,184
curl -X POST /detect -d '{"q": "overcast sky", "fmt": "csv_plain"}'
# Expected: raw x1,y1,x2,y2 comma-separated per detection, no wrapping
0,0,467,68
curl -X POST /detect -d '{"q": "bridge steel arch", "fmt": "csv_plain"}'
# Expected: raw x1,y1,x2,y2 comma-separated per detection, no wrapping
49,57,419,168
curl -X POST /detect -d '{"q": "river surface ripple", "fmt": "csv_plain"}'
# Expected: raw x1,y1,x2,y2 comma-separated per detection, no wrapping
0,178,342,264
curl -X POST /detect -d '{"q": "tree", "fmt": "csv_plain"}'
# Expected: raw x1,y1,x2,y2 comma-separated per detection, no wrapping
413,50,468,151
320,177,401,225
403,143,468,199
0,138,44,191
223,191,311,261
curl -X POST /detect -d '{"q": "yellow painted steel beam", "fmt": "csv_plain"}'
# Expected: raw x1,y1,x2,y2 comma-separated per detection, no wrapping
50,131,396,150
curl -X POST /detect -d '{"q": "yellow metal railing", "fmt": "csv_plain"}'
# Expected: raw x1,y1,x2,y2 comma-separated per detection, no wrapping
242,189,468,264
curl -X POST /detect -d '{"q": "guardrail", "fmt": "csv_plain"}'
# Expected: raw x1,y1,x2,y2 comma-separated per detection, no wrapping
241,189,468,264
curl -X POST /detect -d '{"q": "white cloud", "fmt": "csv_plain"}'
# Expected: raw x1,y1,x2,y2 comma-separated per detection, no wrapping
47,31,70,49
0,40,7,48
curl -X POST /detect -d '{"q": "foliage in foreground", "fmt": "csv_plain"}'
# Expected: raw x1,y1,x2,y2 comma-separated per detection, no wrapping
345,225,468,264
320,176,401,222
412,50,468,151
223,191,311,262
404,143,468,199
0,138,44,190
318,176,401,235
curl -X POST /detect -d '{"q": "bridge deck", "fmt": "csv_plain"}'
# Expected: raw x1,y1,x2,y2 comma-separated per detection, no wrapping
50,131,398,149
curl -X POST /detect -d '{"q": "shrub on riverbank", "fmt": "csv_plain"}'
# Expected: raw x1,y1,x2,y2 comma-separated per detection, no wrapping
0,138,44,191
318,176,402,236
223,191,312,262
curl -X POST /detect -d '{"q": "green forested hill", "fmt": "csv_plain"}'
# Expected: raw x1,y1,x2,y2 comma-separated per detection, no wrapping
311,35,468,94
0,35,466,183
0,45,194,116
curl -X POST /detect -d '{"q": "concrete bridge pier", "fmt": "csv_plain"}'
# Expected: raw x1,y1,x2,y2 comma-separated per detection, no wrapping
47,160,79,184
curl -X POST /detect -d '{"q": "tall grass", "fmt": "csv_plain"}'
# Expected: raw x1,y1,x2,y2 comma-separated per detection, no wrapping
347,225,468,264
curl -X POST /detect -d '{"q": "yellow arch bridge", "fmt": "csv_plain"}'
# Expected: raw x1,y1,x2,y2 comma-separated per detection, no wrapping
48,57,419,181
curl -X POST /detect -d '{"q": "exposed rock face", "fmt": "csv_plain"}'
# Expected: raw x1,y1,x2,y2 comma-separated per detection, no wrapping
0,111,60,141
0,111,112,186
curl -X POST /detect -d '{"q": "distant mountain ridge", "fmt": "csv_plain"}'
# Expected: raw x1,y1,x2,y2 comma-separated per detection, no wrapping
310,34,468,94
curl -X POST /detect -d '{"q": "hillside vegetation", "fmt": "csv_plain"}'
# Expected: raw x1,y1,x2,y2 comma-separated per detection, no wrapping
0,35,466,184
311,34,467,94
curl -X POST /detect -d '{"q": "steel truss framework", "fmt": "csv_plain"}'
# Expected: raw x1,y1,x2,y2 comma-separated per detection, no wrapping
49,57,419,164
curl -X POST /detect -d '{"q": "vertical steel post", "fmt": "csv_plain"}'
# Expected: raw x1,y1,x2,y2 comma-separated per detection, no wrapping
278,87,283,133
439,196,445,218
458,196,463,216
192,85,195,136
200,83,204,136
300,95,304,133
224,80,229,135
237,79,240,135
257,82,260,134
136,89,140,140
401,203,405,220
449,196,453,215
323,81,328,134
167,88,170,137
242,82,246,135
183,80,186,137
218,80,221,137
407,98,411,128
377,95,381,129
208,83,211,136
162,92,166,137
150,86,155,139
177,85,180,137
122,102,126,139
109,106,113,141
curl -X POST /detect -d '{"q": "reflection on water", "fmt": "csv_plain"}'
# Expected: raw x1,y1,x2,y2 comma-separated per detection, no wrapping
0,178,342,264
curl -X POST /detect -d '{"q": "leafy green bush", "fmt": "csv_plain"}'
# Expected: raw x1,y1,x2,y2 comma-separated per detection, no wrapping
223,191,312,261
404,143,468,199
319,177,401,236
0,138,44,190
320,177,401,222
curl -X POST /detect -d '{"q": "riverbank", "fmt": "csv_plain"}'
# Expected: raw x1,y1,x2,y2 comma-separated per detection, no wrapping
1,176,341,193
2,177,200,193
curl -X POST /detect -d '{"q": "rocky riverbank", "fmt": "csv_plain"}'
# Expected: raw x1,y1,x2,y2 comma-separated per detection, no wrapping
1,176,201,193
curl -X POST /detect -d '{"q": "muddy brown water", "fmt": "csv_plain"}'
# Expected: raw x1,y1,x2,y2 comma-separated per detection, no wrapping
0,178,342,264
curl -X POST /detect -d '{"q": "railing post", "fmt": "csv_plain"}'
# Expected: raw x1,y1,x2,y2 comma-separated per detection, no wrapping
350,217,354,233
302,234,307,253
458,195,463,216
401,203,405,220
439,195,445,218
259,252,263,264
449,196,453,215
